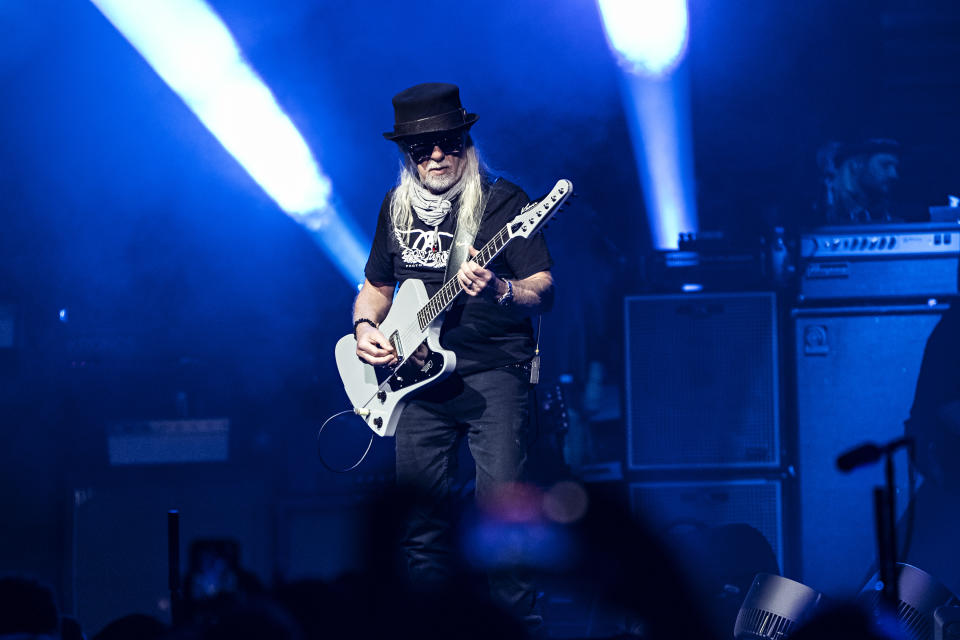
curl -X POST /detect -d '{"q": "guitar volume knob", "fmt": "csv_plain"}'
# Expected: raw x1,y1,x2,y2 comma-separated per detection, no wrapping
377,391,386,403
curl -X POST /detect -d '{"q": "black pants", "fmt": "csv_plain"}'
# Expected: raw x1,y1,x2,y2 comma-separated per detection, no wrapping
394,365,536,615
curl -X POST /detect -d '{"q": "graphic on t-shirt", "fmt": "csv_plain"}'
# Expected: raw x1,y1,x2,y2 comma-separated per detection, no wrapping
394,227,452,270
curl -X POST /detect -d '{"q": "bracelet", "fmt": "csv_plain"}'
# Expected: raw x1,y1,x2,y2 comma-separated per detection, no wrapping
353,318,378,339
496,279,514,306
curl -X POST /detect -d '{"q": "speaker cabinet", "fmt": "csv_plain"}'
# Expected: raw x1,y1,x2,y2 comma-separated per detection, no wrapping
793,304,945,596
629,479,784,570
625,293,780,470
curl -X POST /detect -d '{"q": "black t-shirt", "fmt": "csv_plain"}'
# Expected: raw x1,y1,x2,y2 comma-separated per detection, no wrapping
364,177,553,374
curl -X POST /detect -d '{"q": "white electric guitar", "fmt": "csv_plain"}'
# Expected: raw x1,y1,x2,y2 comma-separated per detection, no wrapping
335,179,572,437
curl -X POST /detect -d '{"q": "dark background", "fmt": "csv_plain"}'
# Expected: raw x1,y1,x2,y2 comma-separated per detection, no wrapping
1,0,958,630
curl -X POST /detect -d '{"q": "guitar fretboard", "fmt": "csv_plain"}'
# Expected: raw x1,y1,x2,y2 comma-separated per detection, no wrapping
416,225,512,331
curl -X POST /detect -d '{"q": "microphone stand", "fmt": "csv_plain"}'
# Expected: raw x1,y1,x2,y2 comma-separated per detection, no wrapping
837,437,913,609
874,451,898,608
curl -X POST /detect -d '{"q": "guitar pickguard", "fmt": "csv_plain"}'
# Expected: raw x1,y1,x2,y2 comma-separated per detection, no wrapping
375,340,447,392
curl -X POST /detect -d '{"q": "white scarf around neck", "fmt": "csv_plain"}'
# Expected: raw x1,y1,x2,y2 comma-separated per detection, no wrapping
411,178,464,226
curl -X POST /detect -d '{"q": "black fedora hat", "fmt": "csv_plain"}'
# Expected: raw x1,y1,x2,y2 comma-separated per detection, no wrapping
382,82,478,141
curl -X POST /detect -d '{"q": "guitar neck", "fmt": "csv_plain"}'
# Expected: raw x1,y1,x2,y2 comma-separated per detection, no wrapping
416,225,512,330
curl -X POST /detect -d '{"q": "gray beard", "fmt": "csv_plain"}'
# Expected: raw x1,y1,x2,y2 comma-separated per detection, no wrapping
421,170,462,194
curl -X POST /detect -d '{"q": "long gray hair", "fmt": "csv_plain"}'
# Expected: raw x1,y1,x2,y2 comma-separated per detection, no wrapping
389,142,487,233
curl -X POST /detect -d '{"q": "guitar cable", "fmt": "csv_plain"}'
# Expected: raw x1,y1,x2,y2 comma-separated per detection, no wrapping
316,409,376,473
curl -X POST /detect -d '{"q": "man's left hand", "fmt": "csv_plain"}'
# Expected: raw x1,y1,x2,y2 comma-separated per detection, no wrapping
458,246,504,298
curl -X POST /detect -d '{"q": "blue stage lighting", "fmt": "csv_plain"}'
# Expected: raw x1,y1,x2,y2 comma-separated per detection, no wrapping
620,71,698,249
597,0,697,250
90,0,369,284
597,0,689,77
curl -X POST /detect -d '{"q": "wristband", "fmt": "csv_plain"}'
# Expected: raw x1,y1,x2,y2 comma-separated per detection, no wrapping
496,279,514,306
353,318,378,339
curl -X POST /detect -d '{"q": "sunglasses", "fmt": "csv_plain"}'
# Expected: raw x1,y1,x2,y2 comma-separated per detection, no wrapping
403,132,466,164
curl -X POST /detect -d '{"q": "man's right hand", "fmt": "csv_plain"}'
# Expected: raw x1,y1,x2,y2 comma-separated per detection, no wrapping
355,323,398,366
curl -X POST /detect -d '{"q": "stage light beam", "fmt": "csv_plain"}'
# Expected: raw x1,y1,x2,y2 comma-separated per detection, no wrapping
597,0,698,250
90,0,369,284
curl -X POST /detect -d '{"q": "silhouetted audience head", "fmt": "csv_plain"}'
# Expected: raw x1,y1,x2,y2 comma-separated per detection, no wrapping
272,579,355,640
0,575,60,638
194,598,301,640
91,613,166,640
60,616,84,640
0,483,756,640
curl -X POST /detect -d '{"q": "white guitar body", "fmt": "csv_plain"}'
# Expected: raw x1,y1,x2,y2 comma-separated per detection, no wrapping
334,278,456,437
335,178,572,437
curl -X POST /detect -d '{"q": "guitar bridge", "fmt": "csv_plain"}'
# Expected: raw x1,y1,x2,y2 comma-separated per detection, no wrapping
389,331,404,360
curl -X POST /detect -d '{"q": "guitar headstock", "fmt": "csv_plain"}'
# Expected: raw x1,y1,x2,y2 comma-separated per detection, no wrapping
507,179,573,239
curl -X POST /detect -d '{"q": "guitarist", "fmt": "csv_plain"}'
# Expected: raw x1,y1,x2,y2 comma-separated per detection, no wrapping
351,83,554,622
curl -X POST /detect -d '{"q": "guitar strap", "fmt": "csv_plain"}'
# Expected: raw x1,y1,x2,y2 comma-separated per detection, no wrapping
444,202,480,284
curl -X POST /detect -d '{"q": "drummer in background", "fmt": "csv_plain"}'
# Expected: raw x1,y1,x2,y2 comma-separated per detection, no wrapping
817,138,901,224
